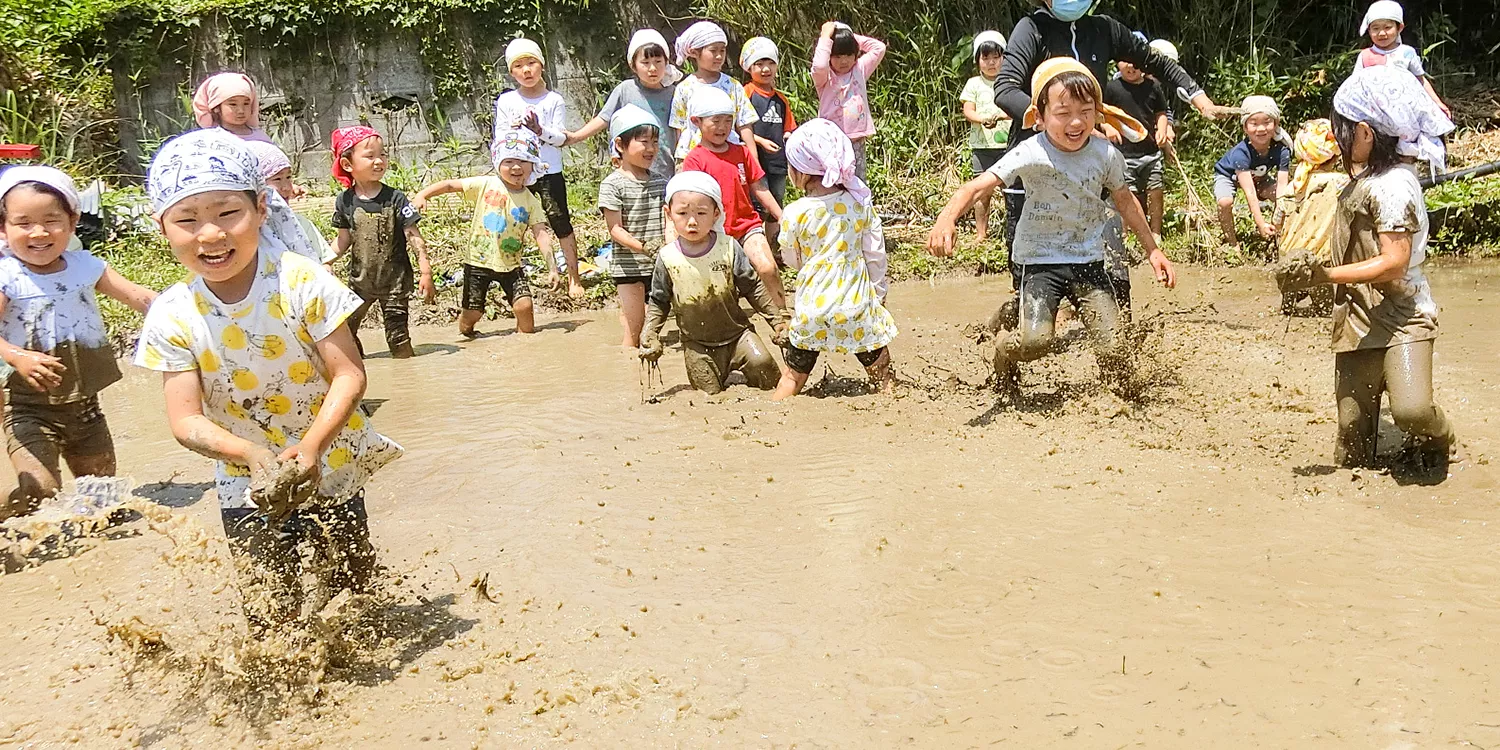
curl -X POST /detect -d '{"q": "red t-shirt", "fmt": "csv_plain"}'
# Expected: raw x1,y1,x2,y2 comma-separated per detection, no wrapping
682,144,765,240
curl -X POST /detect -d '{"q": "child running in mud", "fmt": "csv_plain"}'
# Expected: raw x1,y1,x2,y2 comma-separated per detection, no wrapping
1215,96,1292,251
328,126,435,359
1275,66,1457,469
682,87,786,306
191,72,274,144
595,107,670,347
565,29,680,181
812,21,886,180
927,59,1176,397
959,30,1010,242
135,130,403,631
640,172,787,395
493,39,585,298
244,141,333,264
669,21,760,165
412,129,553,337
1355,1,1450,118
0,167,155,519
772,119,898,400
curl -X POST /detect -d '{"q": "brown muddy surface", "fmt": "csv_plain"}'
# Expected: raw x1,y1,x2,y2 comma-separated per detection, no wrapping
1,263,1498,748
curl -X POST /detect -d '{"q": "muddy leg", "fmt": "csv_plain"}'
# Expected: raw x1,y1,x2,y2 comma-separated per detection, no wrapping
347,294,375,359
1334,349,1384,468
857,347,893,393
310,493,379,595
1074,275,1130,390
382,294,414,358
3,405,65,520
222,509,304,633
1383,340,1456,459
732,330,782,391
681,339,730,394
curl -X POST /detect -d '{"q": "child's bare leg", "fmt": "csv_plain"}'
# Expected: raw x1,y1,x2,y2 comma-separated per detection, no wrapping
617,282,647,347
772,370,810,401
975,184,996,242
558,233,584,296
1217,197,1239,247
681,339,730,394
1334,349,1383,468
731,330,781,391
1382,340,1456,455
741,232,785,307
857,347,893,393
5,446,60,520
458,309,483,336
1147,187,1165,239
513,296,536,334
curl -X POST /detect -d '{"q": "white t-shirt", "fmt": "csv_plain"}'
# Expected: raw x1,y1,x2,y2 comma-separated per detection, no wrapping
133,249,403,509
493,90,567,175
1354,43,1427,78
0,251,121,403
294,214,336,263
988,134,1127,265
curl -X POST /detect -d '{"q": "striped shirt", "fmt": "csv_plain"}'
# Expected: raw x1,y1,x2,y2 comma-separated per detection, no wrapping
598,169,667,279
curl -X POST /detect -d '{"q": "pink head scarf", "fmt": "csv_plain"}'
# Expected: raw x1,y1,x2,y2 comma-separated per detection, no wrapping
191,72,261,129
784,118,872,205
330,125,382,188
673,21,727,66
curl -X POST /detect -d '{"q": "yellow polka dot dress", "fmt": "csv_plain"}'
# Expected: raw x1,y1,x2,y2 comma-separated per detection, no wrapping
777,192,897,354
134,248,403,509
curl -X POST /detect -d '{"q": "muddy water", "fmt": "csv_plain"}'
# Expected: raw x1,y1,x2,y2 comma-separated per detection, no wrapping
1,264,1498,748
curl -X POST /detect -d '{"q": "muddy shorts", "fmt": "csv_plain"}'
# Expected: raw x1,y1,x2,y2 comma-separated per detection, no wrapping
221,492,378,631
682,330,780,394
529,172,575,238
462,264,531,310
783,345,886,375
611,274,652,289
5,395,114,467
1124,152,1165,193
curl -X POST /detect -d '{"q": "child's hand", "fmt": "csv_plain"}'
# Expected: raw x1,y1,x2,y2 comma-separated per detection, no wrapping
820,21,838,37
925,221,956,257
1148,249,1177,289
639,338,664,362
754,135,781,153
420,273,437,305
1256,220,1278,239
277,443,322,488
983,115,1002,129
411,195,428,212
1098,123,1122,144
1156,124,1175,149
9,349,65,392
771,320,790,347
522,110,543,135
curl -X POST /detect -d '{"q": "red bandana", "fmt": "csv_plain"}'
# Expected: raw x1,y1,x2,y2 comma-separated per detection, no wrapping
330,125,381,188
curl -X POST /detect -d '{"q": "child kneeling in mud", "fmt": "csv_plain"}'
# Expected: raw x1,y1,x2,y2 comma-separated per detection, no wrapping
640,172,788,394
1276,66,1457,469
927,59,1176,396
772,119,898,400
135,131,403,631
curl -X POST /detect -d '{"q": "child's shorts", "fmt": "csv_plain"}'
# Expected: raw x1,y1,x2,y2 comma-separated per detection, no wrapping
783,344,887,375
1124,152,1165,193
462,264,531,311
5,396,114,466
971,147,1007,173
1214,172,1275,203
611,274,652,289
529,172,575,238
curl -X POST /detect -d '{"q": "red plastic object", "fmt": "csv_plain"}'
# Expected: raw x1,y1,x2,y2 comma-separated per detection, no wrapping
0,144,42,159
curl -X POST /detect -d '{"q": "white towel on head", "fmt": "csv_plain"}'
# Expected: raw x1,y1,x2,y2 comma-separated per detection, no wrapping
739,37,779,69
1360,0,1404,35
674,21,727,66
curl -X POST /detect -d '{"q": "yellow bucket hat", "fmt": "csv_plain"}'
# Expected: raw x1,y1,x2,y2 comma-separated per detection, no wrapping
1022,57,1147,142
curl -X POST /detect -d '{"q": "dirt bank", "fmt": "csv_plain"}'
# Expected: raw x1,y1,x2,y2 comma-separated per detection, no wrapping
1,263,1497,748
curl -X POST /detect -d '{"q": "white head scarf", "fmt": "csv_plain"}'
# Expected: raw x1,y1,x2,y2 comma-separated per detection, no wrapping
627,29,683,84
1149,39,1180,61
687,87,735,120
739,37,779,70
665,171,725,232
147,129,321,262
784,118,872,206
492,128,547,185
243,140,292,181
972,31,1006,57
505,38,545,69
1360,0,1404,35
0,166,80,255
674,21,727,66
1239,95,1295,148
1334,64,1454,171
609,104,661,142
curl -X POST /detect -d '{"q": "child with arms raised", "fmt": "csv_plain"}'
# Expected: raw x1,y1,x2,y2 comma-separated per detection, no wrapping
668,21,760,164
596,107,670,347
135,130,402,631
812,21,886,180
566,29,680,181
959,31,1010,242
1214,97,1291,250
493,39,585,298
191,72,274,144
928,60,1176,397
682,87,786,305
1276,67,1456,469
772,119,898,400
327,126,435,359
640,173,787,395
0,167,155,518
1355,1,1450,118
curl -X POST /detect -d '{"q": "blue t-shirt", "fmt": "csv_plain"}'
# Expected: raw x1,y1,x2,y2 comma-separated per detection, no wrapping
1214,139,1291,180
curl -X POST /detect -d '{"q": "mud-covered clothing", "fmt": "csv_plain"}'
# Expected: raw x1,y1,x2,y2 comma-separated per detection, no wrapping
456,176,545,273
598,168,667,280
1004,261,1126,367
778,191,897,354
221,492,377,631
1277,170,1348,261
783,343,886,375
462,265,530,311
1214,139,1290,182
332,184,420,298
669,73,759,159
598,79,678,180
646,232,780,348
1330,166,1437,353
744,82,797,176
682,144,766,240
1104,77,1168,158
349,290,411,355
987,133,1127,266
682,331,780,393
0,252,120,406
133,249,404,510
1335,340,1454,466
529,171,575,239
5,396,113,464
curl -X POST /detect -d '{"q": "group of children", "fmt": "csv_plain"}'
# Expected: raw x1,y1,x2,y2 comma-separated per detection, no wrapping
0,0,1459,632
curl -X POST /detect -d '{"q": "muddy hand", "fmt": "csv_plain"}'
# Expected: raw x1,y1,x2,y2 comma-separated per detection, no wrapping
248,455,305,522
926,221,956,258
1273,252,1326,293
12,350,65,392
771,321,790,348
639,338,664,362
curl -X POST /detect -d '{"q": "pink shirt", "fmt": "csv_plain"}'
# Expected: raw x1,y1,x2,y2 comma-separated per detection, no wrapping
811,34,886,141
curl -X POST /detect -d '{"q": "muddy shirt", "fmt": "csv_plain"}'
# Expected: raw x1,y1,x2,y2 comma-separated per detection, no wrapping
0,252,121,405
647,232,777,347
332,185,419,298
1330,166,1438,353
988,133,1126,265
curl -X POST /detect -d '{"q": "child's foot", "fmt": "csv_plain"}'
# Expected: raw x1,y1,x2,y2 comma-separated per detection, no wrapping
390,342,416,359
459,328,479,340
